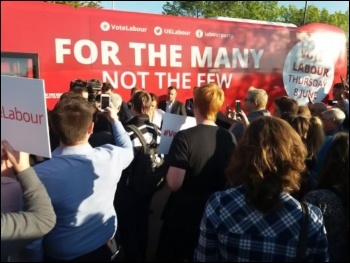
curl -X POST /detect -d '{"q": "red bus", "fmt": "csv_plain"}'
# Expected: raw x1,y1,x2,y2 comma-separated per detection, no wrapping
1,1,348,110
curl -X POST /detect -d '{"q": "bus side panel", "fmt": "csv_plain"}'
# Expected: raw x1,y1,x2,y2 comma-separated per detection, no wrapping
1,1,347,111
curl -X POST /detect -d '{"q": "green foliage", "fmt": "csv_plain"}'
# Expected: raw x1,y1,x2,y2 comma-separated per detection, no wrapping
44,1,102,8
162,1,349,77
162,1,349,39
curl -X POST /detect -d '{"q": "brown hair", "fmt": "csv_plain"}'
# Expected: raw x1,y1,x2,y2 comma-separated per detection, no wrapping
70,85,88,95
306,116,325,160
281,113,310,140
101,82,113,93
317,132,349,223
132,91,152,114
275,96,299,115
150,93,158,102
50,92,96,146
168,86,177,92
130,86,142,97
225,116,307,213
333,82,349,90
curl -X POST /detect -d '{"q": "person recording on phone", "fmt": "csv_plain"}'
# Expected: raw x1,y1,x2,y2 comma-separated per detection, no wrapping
31,92,133,261
98,82,133,125
228,88,271,142
89,93,124,148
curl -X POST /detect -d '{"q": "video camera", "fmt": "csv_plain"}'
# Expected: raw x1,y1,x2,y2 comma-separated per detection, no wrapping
70,79,102,103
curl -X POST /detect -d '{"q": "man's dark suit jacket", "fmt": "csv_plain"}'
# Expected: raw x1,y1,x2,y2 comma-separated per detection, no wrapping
185,98,194,117
158,100,187,116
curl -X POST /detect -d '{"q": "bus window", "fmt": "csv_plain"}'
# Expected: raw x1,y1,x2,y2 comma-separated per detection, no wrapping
1,52,39,78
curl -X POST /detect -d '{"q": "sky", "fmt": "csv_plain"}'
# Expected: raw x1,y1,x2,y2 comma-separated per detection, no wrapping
102,1,349,15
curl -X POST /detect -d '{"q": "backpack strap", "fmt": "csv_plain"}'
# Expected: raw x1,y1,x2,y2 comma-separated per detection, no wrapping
127,124,148,152
296,202,309,261
127,124,159,153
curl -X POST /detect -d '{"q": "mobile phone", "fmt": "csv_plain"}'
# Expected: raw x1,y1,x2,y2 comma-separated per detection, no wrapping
100,94,110,111
235,100,241,113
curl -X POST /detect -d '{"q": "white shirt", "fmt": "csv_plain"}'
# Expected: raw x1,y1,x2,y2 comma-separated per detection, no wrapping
166,101,174,113
151,109,164,128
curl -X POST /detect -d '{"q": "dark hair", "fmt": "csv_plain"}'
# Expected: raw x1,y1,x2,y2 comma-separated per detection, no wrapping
101,82,113,93
71,85,88,95
70,79,87,90
317,132,349,191
317,132,349,224
333,82,349,90
281,113,310,140
168,86,177,91
89,79,102,87
275,96,298,115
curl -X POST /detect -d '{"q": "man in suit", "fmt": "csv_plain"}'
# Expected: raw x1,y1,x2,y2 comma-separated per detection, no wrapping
185,86,198,117
158,86,187,116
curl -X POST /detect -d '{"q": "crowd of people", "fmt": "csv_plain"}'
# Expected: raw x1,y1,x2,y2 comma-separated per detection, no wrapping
1,78,349,262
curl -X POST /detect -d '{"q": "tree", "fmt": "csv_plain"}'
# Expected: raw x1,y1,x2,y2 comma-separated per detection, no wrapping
162,1,281,20
162,1,349,78
162,1,348,36
44,1,102,8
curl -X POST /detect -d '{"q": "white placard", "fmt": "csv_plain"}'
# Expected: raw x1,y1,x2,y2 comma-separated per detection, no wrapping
1,75,52,158
159,112,197,154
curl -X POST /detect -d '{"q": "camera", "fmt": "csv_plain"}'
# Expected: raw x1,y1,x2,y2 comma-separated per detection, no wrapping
87,82,101,103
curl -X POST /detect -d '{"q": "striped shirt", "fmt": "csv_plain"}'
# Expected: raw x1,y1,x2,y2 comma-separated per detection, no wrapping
125,114,161,150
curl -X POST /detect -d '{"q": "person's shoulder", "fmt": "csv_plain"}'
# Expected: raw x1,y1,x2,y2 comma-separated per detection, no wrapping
249,109,271,119
208,186,244,204
124,116,138,127
219,125,237,134
303,201,324,223
175,99,185,106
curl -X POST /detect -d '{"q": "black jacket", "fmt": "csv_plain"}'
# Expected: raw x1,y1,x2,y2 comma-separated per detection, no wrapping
158,100,187,116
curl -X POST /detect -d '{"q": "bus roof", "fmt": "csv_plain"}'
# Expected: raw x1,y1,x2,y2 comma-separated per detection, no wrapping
209,17,297,27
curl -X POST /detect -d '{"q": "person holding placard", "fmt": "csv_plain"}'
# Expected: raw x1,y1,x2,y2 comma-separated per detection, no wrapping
1,140,56,262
